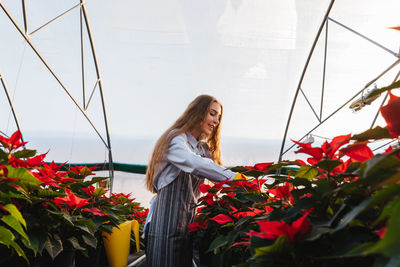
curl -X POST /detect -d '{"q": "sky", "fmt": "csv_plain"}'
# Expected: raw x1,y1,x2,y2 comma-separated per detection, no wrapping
0,0,399,166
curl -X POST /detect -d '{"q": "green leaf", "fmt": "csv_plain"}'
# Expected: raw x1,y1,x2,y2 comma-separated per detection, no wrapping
290,178,312,188
230,166,249,172
243,193,264,203
25,229,47,256
243,170,267,178
1,215,29,241
13,149,37,159
283,197,316,221
10,240,29,263
304,226,330,241
0,225,15,246
2,203,26,228
36,188,65,197
316,160,343,173
0,188,30,201
0,149,8,164
313,179,333,196
368,184,400,209
207,235,228,252
375,198,398,224
363,154,400,183
295,165,318,180
82,234,97,249
80,177,109,187
368,80,400,98
253,235,288,258
351,126,392,142
62,213,74,225
68,236,85,250
334,199,370,232
44,234,63,260
6,166,41,185
366,197,400,257
93,187,107,197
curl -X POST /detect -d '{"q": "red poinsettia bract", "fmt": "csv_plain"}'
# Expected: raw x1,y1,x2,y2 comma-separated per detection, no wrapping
69,165,97,176
380,92,400,138
245,162,274,172
229,206,273,220
33,162,76,186
293,134,351,164
268,182,294,204
210,214,234,225
53,188,91,209
9,153,47,168
82,207,107,216
339,142,374,162
188,220,209,232
248,209,312,243
0,130,27,150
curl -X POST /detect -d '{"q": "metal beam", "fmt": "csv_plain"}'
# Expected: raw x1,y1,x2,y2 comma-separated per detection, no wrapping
0,2,109,150
278,0,335,163
282,58,400,156
81,1,114,191
328,17,399,58
0,73,25,143
29,3,81,36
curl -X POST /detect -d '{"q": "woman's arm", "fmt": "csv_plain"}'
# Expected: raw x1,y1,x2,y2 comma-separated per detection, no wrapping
167,134,236,182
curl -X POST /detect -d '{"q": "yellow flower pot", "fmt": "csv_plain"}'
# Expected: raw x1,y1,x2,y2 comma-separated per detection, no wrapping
102,220,140,267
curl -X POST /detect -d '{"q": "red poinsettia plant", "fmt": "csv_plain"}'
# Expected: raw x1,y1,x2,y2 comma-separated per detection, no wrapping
190,86,400,266
0,131,148,266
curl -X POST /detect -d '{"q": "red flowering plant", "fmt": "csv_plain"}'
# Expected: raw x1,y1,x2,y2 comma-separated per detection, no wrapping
189,166,274,266
190,86,400,266
0,131,148,266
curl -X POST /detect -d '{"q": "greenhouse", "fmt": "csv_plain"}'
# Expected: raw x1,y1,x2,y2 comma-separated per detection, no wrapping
1,0,400,266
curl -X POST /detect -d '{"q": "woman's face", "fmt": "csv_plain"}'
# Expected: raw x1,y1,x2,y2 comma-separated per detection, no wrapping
199,102,222,137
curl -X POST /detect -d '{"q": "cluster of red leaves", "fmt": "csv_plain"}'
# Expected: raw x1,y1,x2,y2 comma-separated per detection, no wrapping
248,209,313,243
53,188,91,210
267,182,294,205
381,92,400,138
293,133,375,177
1,130,149,222
0,130,26,150
245,162,274,172
9,153,47,168
191,177,313,246
32,162,78,187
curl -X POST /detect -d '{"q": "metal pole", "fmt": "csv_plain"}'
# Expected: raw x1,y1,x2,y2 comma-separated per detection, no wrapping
300,88,320,122
0,73,25,143
21,0,27,34
320,20,329,120
282,59,400,156
80,8,86,109
328,17,399,58
278,0,335,163
81,2,114,191
29,3,81,36
0,2,109,149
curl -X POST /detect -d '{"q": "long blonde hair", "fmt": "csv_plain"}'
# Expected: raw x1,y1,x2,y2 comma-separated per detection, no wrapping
145,95,223,193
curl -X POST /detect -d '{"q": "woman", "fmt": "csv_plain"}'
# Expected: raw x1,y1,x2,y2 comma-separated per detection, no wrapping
145,94,239,267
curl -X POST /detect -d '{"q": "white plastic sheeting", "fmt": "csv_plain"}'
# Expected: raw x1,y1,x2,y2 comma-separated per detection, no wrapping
0,1,399,205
